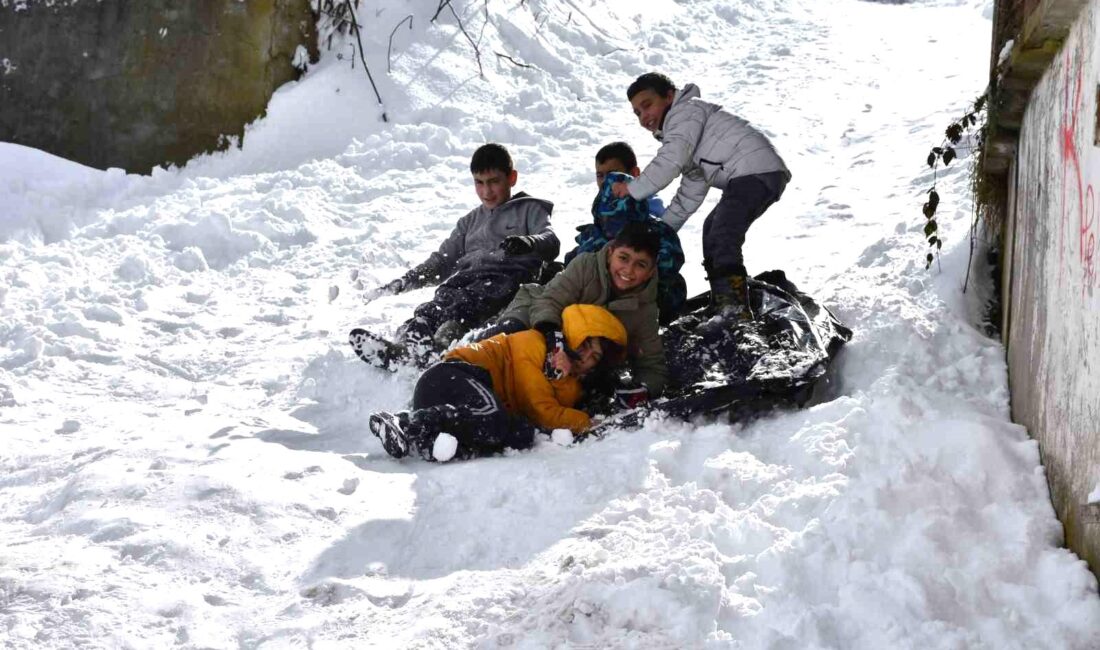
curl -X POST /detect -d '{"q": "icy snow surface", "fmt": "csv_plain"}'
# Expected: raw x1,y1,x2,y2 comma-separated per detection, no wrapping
2,0,1098,648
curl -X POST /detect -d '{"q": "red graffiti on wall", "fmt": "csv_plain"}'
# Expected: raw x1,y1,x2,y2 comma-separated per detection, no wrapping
1059,48,1097,294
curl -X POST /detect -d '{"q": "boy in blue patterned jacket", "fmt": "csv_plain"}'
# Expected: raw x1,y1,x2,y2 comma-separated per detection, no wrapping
567,142,686,324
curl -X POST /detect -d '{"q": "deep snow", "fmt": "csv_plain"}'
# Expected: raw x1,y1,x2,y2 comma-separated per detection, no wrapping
2,0,1099,648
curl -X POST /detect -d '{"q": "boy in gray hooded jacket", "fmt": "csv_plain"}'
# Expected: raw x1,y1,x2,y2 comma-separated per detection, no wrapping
612,72,790,321
357,144,559,369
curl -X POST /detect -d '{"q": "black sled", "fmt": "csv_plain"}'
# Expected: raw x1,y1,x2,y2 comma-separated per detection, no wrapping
583,270,851,432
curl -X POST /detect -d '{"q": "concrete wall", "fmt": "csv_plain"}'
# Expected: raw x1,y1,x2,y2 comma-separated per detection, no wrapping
1003,0,1100,577
0,0,317,173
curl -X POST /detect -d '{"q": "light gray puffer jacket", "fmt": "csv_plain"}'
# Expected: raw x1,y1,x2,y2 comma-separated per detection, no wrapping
627,84,789,231
402,192,559,288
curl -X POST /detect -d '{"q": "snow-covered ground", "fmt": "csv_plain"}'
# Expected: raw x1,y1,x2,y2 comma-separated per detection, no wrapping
2,0,1099,647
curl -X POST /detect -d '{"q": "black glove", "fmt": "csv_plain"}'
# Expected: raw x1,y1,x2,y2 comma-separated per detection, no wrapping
381,278,405,295
500,235,536,256
614,385,649,410
364,278,405,302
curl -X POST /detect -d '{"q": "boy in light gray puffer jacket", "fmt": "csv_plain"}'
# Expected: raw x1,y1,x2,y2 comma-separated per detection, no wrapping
611,72,790,321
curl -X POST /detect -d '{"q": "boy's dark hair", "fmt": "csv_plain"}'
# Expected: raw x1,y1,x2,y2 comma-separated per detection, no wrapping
609,221,660,261
470,143,514,175
627,72,676,101
595,142,638,170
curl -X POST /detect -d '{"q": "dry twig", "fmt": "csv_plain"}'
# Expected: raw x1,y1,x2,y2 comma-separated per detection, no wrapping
388,14,414,73
495,51,536,70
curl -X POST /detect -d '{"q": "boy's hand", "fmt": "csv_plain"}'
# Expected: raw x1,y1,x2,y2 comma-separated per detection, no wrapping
611,181,631,198
363,278,405,302
377,278,405,295
615,385,649,409
549,348,575,379
500,235,536,256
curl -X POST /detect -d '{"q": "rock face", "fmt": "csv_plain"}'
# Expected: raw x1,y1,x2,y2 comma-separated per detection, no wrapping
0,1,318,173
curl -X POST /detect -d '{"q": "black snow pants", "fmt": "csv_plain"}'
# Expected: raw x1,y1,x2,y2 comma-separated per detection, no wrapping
401,258,542,347
409,360,539,459
702,171,789,277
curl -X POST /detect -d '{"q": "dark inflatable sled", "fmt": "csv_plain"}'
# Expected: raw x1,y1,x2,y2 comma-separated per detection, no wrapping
588,270,852,433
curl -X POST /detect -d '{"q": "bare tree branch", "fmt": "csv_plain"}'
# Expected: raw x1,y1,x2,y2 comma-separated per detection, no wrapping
447,3,483,77
345,2,388,122
494,51,537,70
431,0,453,22
388,14,414,73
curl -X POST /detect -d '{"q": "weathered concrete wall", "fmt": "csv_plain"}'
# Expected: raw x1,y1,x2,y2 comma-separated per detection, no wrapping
1004,0,1100,577
0,1,317,173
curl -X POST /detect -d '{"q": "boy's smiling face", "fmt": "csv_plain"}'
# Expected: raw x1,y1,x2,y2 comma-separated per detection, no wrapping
630,89,675,134
473,169,517,209
607,244,656,292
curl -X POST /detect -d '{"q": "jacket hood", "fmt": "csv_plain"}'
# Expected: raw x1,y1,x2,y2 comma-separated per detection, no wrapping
656,83,701,139
490,191,553,214
675,83,701,104
561,304,628,353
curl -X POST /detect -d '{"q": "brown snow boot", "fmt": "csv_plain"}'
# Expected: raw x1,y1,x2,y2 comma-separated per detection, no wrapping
709,273,753,321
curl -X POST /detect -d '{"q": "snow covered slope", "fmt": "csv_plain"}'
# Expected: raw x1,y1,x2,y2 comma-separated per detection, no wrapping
1,0,1098,647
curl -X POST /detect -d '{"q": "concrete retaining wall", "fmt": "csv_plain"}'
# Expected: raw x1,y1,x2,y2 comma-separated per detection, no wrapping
0,0,317,173
1003,0,1100,578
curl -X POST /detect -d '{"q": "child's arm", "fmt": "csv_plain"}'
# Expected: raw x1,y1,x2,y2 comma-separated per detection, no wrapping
398,208,475,289
613,103,708,231
512,336,590,433
527,261,585,330
660,170,708,231
627,105,706,201
521,200,560,262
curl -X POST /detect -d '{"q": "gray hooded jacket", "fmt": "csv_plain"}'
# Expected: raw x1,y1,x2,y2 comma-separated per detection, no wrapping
402,192,559,288
628,84,789,231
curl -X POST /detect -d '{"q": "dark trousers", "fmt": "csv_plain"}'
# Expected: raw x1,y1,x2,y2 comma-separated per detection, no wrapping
702,171,788,277
410,361,537,458
403,259,540,345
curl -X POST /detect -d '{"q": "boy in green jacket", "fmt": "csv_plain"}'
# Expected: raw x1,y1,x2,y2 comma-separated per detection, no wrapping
490,221,667,408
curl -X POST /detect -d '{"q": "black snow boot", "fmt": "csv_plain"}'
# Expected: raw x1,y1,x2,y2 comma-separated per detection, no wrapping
349,328,409,372
369,411,414,458
709,273,753,321
398,317,440,369
370,407,462,461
